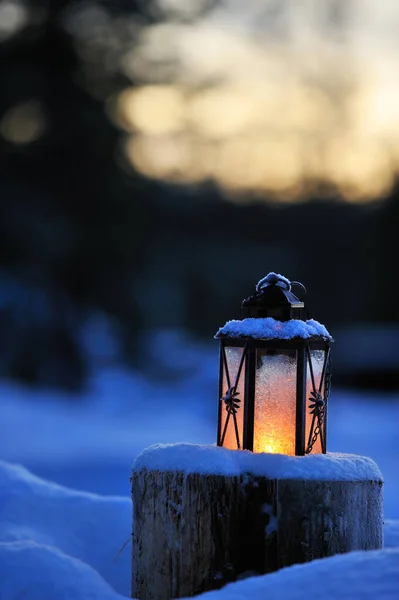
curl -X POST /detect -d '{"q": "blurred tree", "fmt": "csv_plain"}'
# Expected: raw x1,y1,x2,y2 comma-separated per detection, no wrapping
0,0,149,387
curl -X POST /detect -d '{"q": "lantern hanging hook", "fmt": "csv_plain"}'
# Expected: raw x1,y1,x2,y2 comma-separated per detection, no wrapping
290,281,307,299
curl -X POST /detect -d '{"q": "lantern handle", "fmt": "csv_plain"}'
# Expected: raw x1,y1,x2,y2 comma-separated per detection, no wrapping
256,273,291,292
291,281,307,298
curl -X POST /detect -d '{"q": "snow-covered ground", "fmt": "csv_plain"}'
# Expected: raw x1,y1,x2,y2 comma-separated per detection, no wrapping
0,460,130,599
191,548,399,600
0,329,398,599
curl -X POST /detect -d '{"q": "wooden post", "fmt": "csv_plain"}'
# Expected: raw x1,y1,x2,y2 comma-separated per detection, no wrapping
131,445,383,600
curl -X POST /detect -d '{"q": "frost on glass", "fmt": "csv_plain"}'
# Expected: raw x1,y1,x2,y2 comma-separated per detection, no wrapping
220,347,246,450
254,350,297,455
305,350,326,454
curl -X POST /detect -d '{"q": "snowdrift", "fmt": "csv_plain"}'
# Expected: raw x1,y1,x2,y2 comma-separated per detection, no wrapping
190,547,399,600
0,540,123,600
0,460,130,598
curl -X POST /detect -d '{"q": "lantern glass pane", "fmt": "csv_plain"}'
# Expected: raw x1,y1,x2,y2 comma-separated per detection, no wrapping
220,346,246,449
305,349,326,454
253,349,297,455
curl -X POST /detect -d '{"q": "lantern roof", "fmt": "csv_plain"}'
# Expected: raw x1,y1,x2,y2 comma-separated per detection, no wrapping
215,317,332,341
242,272,308,321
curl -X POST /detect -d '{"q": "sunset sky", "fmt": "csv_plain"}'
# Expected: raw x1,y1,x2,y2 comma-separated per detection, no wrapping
115,0,399,203
2,0,399,203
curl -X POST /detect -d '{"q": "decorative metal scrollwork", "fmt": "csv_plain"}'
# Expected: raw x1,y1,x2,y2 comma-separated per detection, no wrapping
308,390,325,415
305,391,325,454
222,387,241,414
305,349,331,455
219,343,248,449
220,386,242,449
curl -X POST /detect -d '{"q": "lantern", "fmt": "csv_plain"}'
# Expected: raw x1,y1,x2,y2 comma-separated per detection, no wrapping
215,273,332,455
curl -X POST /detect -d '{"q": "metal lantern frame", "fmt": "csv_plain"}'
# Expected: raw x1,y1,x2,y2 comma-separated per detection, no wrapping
217,336,332,456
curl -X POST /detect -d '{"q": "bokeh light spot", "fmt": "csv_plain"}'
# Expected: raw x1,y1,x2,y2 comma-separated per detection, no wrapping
116,86,186,135
0,0,29,41
0,101,46,145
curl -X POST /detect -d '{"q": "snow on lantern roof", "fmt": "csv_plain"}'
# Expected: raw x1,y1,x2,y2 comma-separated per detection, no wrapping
215,317,333,341
256,272,291,291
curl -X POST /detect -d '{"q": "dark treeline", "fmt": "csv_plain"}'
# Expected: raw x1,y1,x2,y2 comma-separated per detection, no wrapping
0,1,397,389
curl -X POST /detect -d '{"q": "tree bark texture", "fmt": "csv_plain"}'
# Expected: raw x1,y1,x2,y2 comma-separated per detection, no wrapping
131,469,383,600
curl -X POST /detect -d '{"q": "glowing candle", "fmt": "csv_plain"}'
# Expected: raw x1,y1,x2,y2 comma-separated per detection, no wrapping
253,351,297,455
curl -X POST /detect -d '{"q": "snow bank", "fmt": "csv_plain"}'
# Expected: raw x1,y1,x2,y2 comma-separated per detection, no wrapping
188,548,399,600
215,317,332,341
0,368,215,468
0,541,123,600
0,460,131,597
133,443,382,482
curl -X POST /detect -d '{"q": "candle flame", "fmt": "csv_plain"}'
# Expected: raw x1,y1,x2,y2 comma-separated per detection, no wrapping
258,436,293,455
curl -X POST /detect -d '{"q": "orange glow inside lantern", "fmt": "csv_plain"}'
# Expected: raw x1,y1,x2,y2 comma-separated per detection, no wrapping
253,350,297,455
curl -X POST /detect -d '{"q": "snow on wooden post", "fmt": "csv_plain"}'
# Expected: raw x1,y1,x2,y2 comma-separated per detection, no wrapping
131,444,383,600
